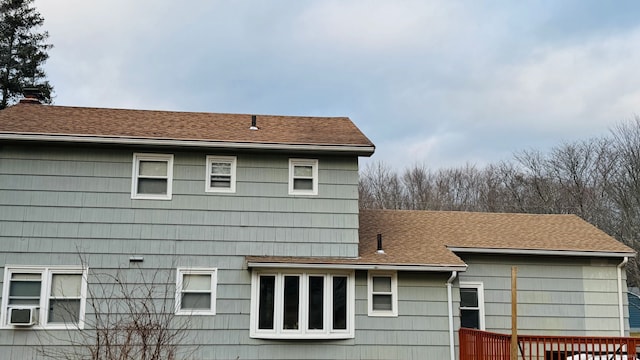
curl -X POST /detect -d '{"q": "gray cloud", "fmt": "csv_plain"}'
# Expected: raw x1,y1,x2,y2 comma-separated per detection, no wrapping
34,0,640,170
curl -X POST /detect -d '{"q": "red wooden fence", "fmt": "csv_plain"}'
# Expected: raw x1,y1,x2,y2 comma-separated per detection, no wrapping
460,328,511,359
459,328,640,360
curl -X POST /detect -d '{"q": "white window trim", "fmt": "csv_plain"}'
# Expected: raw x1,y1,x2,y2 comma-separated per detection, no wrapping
131,153,174,200
0,265,88,330
459,281,485,330
250,270,355,339
175,268,217,316
205,155,237,193
288,159,318,196
368,271,398,317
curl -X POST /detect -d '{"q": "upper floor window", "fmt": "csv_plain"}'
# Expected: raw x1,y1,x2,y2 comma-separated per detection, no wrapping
250,270,354,339
368,271,398,317
131,153,174,200
206,156,236,193
175,268,217,315
288,159,318,195
459,282,485,330
1,266,87,329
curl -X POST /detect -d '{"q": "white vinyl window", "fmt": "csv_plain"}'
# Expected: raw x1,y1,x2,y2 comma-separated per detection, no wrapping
288,159,318,195
368,271,398,317
459,282,485,330
1,266,88,329
205,156,236,193
250,270,354,339
175,268,217,315
131,153,174,200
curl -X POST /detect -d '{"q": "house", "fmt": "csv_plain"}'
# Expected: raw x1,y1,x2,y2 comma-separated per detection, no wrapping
0,95,635,359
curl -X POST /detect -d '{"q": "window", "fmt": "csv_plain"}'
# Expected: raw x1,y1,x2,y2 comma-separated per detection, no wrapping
131,153,174,200
250,270,354,339
368,271,398,317
1,266,87,329
459,282,485,330
205,156,236,193
175,268,217,315
288,159,318,195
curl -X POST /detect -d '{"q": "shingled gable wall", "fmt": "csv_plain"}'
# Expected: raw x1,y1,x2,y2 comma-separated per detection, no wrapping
457,254,628,337
0,142,367,358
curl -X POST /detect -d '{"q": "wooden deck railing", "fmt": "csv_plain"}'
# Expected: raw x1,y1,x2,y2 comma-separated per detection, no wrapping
459,328,511,359
459,327,640,360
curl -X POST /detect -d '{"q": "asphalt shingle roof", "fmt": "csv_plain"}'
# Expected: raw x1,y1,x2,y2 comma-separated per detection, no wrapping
358,209,634,266
248,210,635,268
0,102,374,152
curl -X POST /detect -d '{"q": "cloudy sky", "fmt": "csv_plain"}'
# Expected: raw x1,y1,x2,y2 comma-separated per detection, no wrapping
33,1,640,170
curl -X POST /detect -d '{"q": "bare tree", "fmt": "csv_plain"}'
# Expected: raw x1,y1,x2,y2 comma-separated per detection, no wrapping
37,259,196,360
359,161,405,209
475,164,511,213
433,164,483,211
513,149,559,213
609,117,640,285
401,163,436,210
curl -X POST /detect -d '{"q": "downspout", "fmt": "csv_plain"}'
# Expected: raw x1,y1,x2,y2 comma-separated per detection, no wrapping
447,271,458,360
617,256,629,337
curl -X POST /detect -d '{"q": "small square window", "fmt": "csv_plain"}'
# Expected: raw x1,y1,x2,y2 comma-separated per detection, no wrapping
131,153,174,200
206,156,236,193
289,159,318,195
368,271,398,317
175,268,217,315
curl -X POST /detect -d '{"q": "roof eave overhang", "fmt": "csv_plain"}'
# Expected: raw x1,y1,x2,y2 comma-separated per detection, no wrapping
0,133,376,156
246,260,468,272
447,246,636,258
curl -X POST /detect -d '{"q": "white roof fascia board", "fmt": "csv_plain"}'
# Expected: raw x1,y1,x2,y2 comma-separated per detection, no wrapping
447,247,636,258
0,134,375,155
246,261,468,272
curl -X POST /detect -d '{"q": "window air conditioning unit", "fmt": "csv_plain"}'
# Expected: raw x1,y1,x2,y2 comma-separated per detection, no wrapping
9,307,38,326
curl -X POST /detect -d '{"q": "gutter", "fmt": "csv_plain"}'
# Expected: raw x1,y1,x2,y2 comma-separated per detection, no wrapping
447,247,636,259
245,261,467,272
617,256,629,336
0,133,376,156
446,271,458,360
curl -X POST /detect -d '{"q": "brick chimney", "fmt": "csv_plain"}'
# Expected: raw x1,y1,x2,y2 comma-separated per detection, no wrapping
20,87,43,104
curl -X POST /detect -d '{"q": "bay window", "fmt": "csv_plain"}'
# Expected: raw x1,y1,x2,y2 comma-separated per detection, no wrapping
250,270,354,339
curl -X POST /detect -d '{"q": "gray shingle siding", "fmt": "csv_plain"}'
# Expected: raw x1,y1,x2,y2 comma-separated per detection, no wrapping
0,143,631,359
458,254,628,337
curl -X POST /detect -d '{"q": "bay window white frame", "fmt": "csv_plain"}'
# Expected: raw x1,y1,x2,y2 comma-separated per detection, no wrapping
175,268,217,315
367,271,398,317
288,159,318,195
205,155,237,193
249,270,354,339
131,153,174,200
0,265,88,329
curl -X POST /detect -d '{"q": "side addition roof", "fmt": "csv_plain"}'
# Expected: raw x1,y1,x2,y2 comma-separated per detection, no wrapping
248,210,634,271
0,102,375,155
359,209,635,266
